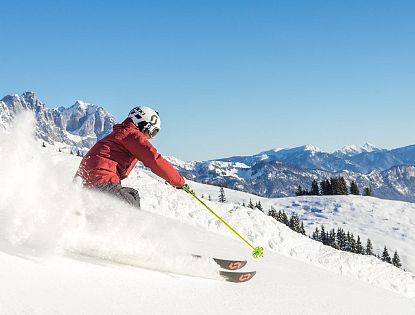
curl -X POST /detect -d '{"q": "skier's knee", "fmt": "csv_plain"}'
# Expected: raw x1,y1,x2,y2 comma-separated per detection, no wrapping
118,186,141,209
95,183,141,209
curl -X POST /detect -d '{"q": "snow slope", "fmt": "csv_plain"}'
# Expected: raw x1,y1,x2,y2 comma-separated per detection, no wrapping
1,113,415,314
187,182,415,273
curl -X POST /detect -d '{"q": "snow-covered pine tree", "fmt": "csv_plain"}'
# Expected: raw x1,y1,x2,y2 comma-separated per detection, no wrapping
276,210,283,222
289,213,302,233
248,198,254,209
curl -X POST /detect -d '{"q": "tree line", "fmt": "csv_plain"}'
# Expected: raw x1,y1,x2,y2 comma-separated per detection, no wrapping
267,208,403,269
296,177,373,197
191,186,403,270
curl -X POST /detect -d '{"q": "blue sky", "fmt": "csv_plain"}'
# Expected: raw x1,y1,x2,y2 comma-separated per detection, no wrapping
1,0,414,161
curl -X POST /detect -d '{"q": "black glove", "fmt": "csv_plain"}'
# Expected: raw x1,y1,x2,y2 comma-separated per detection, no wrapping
180,184,190,190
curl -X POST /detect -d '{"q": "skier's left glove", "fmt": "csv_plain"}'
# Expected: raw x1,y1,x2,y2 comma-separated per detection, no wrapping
180,184,190,190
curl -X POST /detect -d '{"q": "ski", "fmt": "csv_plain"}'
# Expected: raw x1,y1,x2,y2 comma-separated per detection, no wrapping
192,254,247,270
219,270,256,283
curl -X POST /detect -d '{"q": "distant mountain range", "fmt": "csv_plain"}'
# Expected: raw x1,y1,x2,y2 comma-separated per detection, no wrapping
1,92,414,202
0,92,115,149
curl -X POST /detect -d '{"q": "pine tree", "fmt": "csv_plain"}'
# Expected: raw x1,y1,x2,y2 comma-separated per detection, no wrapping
337,228,346,250
366,238,374,255
320,225,327,245
248,199,255,209
289,213,302,233
345,232,356,253
201,194,204,199
381,246,392,264
300,222,306,235
312,227,321,241
70,150,74,155
268,207,278,219
319,180,326,195
208,194,211,201
58,147,62,153
242,202,246,207
328,229,337,249
281,210,289,225
340,177,349,195
392,251,402,268
256,201,263,212
219,187,226,203
330,177,339,195
310,180,319,195
77,150,81,157
296,185,304,196
350,180,360,195
355,235,364,254
363,187,373,197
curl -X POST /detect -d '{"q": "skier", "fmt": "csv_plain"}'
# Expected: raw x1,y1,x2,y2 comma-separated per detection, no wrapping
75,106,186,208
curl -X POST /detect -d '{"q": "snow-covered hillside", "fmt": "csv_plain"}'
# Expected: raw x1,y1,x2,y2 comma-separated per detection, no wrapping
1,113,415,314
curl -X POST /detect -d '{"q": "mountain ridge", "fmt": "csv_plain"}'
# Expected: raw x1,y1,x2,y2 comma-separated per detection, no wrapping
1,91,414,203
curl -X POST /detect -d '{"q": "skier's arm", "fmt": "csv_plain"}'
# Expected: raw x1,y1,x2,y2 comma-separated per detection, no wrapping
122,131,185,187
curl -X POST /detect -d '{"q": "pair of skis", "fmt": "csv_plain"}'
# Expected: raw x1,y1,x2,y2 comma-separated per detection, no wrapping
193,255,256,283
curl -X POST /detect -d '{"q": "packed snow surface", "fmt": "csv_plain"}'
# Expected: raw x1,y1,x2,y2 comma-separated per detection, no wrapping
1,113,415,314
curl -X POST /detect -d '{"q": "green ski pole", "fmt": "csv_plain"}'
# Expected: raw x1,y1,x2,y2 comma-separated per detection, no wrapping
182,185,264,259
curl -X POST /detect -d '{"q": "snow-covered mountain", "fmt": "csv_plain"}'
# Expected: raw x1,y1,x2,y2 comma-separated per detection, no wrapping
335,142,383,156
0,92,115,149
1,92,415,203
1,115,415,314
166,156,415,203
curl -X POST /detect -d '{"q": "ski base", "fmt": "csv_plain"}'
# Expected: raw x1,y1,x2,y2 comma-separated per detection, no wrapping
219,270,256,283
192,254,247,270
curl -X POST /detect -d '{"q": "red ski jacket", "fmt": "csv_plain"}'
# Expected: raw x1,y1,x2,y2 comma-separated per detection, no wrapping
76,118,185,188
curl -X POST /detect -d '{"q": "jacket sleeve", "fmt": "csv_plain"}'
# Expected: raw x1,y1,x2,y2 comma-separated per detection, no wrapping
121,131,185,187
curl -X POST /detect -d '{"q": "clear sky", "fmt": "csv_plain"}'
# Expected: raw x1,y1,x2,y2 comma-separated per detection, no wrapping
1,0,414,161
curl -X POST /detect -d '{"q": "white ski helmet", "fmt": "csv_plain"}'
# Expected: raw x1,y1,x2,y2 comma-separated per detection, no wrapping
128,106,161,138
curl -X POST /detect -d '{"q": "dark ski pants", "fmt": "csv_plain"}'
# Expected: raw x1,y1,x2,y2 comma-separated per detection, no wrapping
95,183,141,209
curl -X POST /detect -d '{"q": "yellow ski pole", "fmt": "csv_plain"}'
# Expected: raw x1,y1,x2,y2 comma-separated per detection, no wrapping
182,185,264,259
